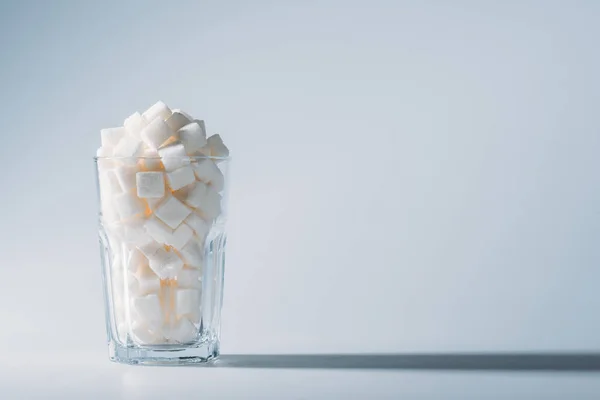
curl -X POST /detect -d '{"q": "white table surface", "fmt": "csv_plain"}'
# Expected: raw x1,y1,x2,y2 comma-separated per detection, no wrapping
2,352,600,399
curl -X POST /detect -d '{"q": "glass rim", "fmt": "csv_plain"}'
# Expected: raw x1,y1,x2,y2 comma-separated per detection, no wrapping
94,155,231,161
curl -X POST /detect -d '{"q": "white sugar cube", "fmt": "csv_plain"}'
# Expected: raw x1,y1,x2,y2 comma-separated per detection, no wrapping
154,196,191,229
124,248,148,273
198,187,222,220
96,158,118,173
135,273,161,296
96,146,113,158
142,101,172,122
127,271,140,293
97,156,118,173
136,171,165,198
193,159,224,192
180,240,204,268
127,249,148,272
183,181,208,209
115,165,138,191
132,294,163,323
185,212,210,240
158,142,190,171
166,110,192,132
146,197,163,210
99,170,122,196
131,321,163,344
178,121,207,154
173,108,194,120
148,248,184,279
106,227,122,253
177,268,201,289
121,222,148,244
145,217,173,245
175,288,201,316
114,192,146,219
124,112,148,139
106,221,125,243
188,311,201,325
113,136,143,158
141,149,162,171
166,165,195,191
172,184,192,203
101,127,126,147
161,284,174,324
201,134,229,159
169,318,198,343
141,117,173,150
136,237,162,258
166,223,193,250
101,203,120,224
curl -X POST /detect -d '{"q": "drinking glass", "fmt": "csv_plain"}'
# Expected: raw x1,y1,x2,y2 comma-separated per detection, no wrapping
94,155,230,365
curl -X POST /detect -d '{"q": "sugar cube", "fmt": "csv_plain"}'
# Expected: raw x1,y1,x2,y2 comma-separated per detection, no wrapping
180,240,204,268
121,221,148,244
101,127,126,147
141,117,172,150
99,169,122,195
198,187,222,220
136,171,165,198
187,311,200,325
175,288,201,316
142,101,172,122
173,108,194,120
148,248,184,279
114,192,146,219
146,197,163,211
135,273,161,296
126,249,148,272
178,121,207,154
144,217,173,245
172,184,192,203
169,318,198,343
201,134,229,158
193,159,224,192
154,196,191,229
166,165,195,191
96,146,113,158
158,142,189,172
124,112,148,139
177,268,201,289
184,212,210,240
131,321,163,344
132,294,163,323
136,236,162,259
113,136,143,158
183,181,208,209
114,164,138,191
166,110,192,132
166,223,193,250
101,203,120,224
141,148,162,171
105,221,125,243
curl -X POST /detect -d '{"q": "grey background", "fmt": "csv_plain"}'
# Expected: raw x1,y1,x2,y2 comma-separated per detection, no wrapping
0,0,599,398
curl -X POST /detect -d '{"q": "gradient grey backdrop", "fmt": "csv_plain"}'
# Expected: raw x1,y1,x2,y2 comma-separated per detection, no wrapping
0,0,599,398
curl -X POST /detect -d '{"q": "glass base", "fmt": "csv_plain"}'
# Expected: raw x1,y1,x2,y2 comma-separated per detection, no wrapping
108,340,220,365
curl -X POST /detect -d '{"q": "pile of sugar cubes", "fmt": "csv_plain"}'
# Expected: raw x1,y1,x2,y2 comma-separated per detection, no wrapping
96,101,229,345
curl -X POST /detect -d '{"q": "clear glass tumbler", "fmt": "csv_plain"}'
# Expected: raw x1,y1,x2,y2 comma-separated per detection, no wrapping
94,155,230,365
